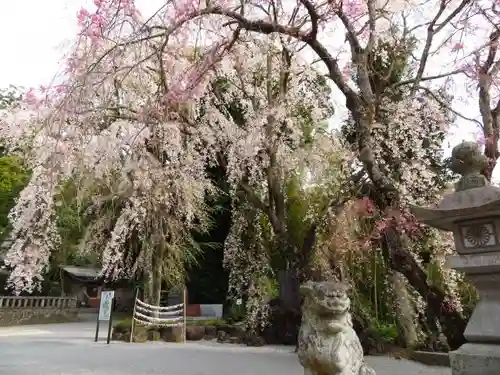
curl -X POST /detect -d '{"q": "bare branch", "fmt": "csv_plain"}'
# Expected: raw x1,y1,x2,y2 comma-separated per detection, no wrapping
416,85,483,127
395,69,464,88
411,0,471,93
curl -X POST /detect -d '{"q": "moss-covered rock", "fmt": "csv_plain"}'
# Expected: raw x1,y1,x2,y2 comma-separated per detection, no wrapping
111,318,148,343
147,329,162,341
159,326,184,342
204,325,217,338
186,325,205,341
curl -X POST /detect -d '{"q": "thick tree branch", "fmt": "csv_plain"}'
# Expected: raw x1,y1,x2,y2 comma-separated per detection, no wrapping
478,30,500,180
209,7,358,103
298,0,318,41
366,0,377,52
411,0,471,93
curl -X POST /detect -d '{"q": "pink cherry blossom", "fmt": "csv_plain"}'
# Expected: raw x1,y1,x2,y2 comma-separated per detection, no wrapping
76,8,90,25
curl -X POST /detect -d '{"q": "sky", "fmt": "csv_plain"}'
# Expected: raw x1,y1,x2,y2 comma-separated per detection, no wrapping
0,0,166,88
0,0,490,176
0,1,78,89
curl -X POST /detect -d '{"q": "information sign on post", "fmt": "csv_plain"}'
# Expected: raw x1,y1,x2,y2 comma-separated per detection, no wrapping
94,290,115,344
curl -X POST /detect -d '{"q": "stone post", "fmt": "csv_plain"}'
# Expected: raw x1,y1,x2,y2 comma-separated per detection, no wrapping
410,141,500,375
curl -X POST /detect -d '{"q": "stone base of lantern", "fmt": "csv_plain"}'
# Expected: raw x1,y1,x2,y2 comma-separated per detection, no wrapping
450,343,500,375
408,143,500,375
445,259,500,374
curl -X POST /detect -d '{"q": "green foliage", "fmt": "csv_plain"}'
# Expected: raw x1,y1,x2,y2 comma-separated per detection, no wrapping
0,156,30,241
226,302,246,323
258,276,279,301
285,177,310,244
52,178,98,267
186,169,230,304
373,322,398,344
367,38,416,99
457,280,478,320
113,317,133,331
349,251,396,326
186,318,225,326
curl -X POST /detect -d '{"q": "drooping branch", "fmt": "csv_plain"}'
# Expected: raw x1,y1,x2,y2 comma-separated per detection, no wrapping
299,169,366,276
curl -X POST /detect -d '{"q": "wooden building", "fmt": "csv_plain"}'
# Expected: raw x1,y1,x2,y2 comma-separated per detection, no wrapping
60,265,135,311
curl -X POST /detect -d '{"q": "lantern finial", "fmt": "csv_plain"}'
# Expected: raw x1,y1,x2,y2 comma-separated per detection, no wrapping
450,141,489,191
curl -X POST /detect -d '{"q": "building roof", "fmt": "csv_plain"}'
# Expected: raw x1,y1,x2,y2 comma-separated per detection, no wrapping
60,265,101,280
0,258,103,280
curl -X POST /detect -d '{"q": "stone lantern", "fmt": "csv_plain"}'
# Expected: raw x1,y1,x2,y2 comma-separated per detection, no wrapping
410,141,500,375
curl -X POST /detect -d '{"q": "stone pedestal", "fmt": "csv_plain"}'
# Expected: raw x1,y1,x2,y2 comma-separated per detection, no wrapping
450,344,500,375
446,253,500,374
446,255,500,343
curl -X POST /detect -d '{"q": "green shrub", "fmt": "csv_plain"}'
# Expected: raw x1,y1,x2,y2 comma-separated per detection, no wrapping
113,318,132,333
187,318,225,326
226,303,246,324
373,322,398,344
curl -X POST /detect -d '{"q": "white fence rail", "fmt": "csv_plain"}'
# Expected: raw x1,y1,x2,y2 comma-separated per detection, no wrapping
130,289,187,343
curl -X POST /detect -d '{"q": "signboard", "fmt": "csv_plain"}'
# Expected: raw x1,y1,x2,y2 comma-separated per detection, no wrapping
95,290,115,344
98,290,115,321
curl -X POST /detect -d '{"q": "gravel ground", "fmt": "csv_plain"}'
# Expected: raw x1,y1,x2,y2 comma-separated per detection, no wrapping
0,322,451,375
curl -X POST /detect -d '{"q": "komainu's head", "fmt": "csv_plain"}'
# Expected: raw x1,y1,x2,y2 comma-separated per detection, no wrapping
300,281,351,316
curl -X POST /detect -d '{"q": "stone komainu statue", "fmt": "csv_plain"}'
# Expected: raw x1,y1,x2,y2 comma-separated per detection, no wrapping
297,281,376,375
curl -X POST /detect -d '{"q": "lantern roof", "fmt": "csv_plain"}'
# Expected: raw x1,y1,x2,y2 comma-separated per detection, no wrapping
410,141,500,231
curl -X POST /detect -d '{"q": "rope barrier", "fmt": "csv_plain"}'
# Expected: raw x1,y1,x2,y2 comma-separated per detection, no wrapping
135,304,183,316
134,311,184,324
130,288,187,343
136,298,184,311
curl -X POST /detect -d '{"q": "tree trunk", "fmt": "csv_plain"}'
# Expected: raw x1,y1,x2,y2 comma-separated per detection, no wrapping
389,270,418,348
145,246,163,319
278,269,301,310
383,228,466,350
